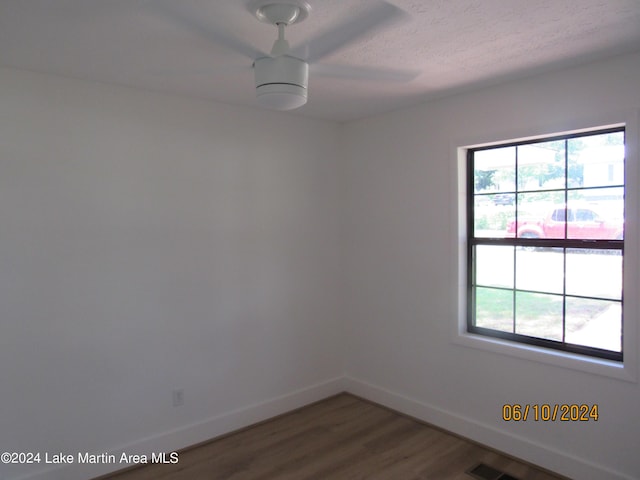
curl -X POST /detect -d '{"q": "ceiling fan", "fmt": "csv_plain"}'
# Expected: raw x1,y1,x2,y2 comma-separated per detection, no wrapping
157,0,417,110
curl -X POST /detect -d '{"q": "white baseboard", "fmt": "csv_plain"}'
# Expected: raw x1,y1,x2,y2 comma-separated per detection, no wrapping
343,376,634,480
14,376,347,480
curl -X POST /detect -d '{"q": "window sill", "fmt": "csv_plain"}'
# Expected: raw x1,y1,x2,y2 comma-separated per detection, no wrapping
453,329,636,382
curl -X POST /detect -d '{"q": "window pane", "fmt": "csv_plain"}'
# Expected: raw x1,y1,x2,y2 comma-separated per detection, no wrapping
568,132,624,188
566,188,624,240
474,197,515,238
566,249,622,300
515,291,563,341
474,146,515,193
475,245,514,288
565,298,621,352
515,247,564,294
474,287,513,333
517,140,565,191
514,191,564,238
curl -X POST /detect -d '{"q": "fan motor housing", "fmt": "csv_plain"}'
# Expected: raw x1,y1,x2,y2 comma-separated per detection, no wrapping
254,55,309,110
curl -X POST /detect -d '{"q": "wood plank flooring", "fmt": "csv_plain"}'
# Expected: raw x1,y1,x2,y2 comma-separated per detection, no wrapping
96,393,565,480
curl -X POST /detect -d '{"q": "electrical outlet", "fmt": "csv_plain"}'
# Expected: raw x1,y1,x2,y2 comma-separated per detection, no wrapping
172,389,184,407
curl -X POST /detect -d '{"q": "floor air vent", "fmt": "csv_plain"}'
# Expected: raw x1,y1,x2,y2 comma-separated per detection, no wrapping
466,463,520,480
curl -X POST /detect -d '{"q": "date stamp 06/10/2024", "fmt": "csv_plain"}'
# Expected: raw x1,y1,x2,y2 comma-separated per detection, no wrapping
502,404,599,422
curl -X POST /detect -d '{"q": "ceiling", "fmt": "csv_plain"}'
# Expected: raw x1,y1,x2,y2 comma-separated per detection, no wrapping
1,0,640,122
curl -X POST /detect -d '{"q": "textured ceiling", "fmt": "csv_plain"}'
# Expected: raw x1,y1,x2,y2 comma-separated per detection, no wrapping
1,0,640,122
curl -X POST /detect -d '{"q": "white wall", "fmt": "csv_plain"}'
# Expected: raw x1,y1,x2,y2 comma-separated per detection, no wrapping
342,52,640,480
0,68,344,480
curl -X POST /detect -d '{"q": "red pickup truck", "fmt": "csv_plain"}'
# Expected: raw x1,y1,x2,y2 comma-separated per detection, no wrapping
506,206,623,239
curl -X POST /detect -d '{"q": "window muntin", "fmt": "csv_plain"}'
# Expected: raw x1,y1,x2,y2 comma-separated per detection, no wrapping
468,128,624,361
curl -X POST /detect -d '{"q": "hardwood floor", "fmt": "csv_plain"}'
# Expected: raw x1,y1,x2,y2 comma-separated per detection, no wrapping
96,393,565,480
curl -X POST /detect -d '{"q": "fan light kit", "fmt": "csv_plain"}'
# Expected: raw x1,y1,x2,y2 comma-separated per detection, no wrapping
253,3,311,110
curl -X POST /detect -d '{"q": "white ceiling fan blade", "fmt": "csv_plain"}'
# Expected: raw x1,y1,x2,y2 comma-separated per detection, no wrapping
153,0,266,60
311,63,419,83
290,1,409,64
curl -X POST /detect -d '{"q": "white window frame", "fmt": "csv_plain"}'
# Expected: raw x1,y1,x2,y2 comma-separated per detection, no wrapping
451,111,639,382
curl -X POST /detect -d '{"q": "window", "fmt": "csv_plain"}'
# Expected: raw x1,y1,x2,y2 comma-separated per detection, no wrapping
467,127,624,361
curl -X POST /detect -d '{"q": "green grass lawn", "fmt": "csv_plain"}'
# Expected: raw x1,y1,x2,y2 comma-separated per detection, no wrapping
474,287,610,340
